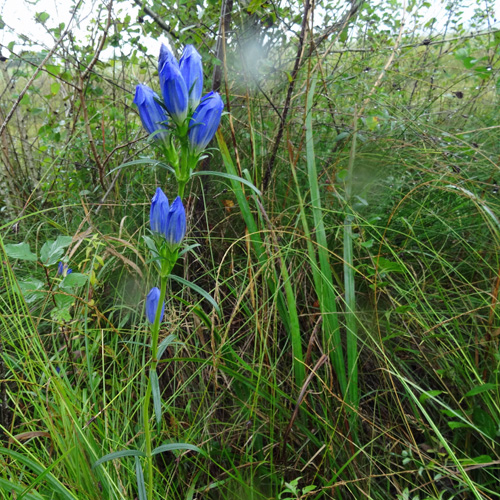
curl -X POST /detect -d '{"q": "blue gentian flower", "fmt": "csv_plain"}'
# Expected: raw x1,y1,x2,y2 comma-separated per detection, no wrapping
179,45,203,111
150,189,186,247
158,44,188,123
188,91,224,153
146,287,164,324
150,187,169,234
164,196,186,247
133,84,169,139
57,261,72,276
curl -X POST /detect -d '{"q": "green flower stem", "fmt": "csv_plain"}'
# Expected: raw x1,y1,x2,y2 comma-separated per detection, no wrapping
144,275,168,500
176,139,190,199
178,180,187,199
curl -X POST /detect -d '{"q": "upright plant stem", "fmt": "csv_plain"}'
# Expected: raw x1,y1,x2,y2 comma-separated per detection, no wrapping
144,276,167,500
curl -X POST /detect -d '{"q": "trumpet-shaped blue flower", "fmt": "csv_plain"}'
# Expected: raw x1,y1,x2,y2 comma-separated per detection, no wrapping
179,45,203,111
146,287,164,324
150,189,187,247
188,92,224,153
158,44,188,123
57,261,72,276
133,84,169,140
150,187,169,234
164,196,186,247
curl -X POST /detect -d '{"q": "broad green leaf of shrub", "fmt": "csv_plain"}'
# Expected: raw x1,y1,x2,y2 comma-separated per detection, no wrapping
55,292,74,310
35,12,50,24
17,278,45,303
60,272,87,290
40,236,73,266
5,242,37,262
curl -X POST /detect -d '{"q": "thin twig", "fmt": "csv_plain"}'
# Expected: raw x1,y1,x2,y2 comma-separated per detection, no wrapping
78,1,114,192
131,0,179,41
0,0,83,138
262,0,311,191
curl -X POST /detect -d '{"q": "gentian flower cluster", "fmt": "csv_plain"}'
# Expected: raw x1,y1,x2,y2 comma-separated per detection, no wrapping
135,44,220,326
133,44,224,193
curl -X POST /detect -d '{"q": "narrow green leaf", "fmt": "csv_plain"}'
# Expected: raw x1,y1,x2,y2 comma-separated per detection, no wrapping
192,170,261,195
464,383,496,398
107,159,175,176
461,455,492,466
419,390,443,404
92,449,147,469
135,457,147,500
377,257,405,274
168,274,220,313
178,243,201,257
150,369,162,426
157,334,177,361
142,235,158,255
151,443,201,456
0,478,44,499
304,77,345,396
0,448,75,500
4,242,37,262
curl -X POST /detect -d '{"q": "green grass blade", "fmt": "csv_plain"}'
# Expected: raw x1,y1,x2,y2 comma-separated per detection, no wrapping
304,77,347,396
192,170,262,195
0,447,76,500
216,129,305,387
92,449,147,469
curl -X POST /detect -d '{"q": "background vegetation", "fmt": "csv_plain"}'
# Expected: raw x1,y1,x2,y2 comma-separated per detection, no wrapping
1,0,499,498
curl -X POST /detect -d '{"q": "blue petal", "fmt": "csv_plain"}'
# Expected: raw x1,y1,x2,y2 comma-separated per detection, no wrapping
158,44,188,123
179,45,203,111
146,287,165,324
188,92,224,153
150,187,169,234
164,196,186,246
133,84,169,140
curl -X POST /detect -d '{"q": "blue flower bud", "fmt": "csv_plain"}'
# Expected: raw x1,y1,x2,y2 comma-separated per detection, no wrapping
188,92,224,153
133,84,169,140
146,287,164,324
164,196,186,247
179,45,203,111
57,261,72,276
150,187,169,234
158,44,188,123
